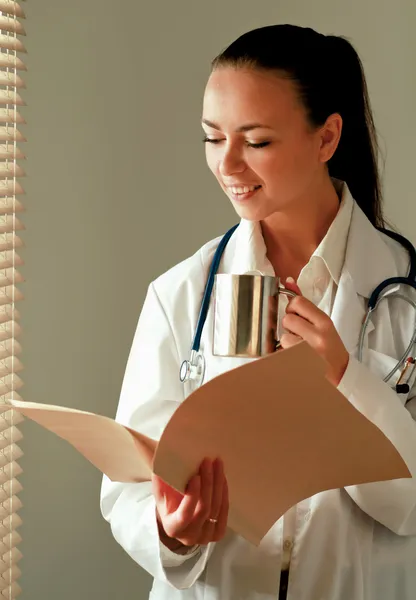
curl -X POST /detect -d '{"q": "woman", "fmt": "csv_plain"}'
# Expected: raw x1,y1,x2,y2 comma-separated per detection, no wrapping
100,24,416,599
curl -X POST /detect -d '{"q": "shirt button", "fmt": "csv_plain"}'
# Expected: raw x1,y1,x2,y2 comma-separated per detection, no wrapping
283,539,293,552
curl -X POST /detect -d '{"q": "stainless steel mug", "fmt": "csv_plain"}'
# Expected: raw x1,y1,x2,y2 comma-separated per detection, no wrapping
212,274,297,358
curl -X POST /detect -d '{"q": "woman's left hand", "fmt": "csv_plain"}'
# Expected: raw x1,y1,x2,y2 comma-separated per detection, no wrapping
281,277,350,387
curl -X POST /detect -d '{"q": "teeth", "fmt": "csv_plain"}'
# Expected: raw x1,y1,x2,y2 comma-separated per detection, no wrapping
230,185,259,194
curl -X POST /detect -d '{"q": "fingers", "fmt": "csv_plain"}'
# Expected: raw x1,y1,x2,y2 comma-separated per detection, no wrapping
195,457,214,523
178,458,214,543
282,312,317,344
285,277,302,296
213,467,229,542
175,473,201,529
199,458,224,545
284,277,328,326
154,458,229,547
280,331,303,349
210,458,224,520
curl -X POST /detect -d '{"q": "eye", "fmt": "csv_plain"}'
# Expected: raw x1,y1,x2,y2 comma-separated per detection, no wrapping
247,141,271,149
202,136,223,144
202,136,271,149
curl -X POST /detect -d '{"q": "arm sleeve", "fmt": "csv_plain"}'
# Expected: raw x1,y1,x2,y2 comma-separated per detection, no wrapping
338,354,416,535
99,282,214,589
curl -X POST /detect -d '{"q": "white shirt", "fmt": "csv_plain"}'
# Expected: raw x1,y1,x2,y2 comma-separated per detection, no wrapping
280,180,353,569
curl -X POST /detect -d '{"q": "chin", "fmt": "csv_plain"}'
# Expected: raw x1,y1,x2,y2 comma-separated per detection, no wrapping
231,202,274,223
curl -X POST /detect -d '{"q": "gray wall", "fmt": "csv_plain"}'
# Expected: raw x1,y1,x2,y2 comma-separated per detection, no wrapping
19,0,415,598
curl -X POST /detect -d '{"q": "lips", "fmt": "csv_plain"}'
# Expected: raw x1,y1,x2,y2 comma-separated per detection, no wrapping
227,184,262,195
226,184,262,203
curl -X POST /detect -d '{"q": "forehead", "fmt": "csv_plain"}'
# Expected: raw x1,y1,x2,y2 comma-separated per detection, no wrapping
202,67,302,126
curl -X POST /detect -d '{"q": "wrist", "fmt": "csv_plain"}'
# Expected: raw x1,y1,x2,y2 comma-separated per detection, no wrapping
328,353,350,387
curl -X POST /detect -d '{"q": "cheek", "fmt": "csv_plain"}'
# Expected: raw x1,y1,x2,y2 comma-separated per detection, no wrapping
265,142,317,186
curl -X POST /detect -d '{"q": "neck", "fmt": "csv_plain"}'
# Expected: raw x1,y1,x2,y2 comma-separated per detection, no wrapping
260,175,340,281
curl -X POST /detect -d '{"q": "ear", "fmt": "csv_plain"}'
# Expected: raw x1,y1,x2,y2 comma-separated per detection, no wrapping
318,113,343,163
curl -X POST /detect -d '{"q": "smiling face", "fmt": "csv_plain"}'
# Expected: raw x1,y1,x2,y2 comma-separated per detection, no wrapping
202,67,338,222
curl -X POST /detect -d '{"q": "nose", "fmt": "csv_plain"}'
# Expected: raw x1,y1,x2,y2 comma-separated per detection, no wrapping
218,146,246,177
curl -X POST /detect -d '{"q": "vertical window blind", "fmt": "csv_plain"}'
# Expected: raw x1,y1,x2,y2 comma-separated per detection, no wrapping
0,1,26,598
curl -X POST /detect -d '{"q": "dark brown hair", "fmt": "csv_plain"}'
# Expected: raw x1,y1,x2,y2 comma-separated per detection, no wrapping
211,24,385,227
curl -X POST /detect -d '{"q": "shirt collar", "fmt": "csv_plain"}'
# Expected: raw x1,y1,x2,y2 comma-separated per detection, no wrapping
229,178,354,282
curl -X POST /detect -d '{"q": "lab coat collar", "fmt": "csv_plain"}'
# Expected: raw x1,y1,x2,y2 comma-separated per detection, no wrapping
342,199,399,299
332,193,400,354
330,191,402,354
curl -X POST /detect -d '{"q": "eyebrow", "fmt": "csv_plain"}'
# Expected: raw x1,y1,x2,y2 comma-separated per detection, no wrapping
201,118,274,133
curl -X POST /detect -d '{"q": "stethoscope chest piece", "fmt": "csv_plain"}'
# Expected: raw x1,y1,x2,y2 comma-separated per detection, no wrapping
179,350,206,384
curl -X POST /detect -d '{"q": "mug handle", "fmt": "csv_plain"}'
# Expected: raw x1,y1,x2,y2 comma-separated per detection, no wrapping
275,288,297,350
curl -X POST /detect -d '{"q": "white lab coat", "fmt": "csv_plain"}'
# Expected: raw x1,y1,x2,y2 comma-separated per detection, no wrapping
100,184,416,600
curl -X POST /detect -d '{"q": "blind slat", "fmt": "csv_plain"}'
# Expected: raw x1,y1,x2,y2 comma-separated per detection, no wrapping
1,496,23,516
0,375,23,396
0,581,22,598
0,358,23,378
0,199,24,216
0,342,22,361
0,16,25,36
0,73,25,89
0,1,25,18
0,244,23,264
0,462,22,482
0,480,22,502
0,251,23,269
0,217,24,233
0,561,21,583
0,531,21,552
0,164,25,178
0,287,24,306
0,54,25,71
0,303,21,322
0,35,25,53
0,110,25,125
0,321,21,340
0,92,24,107
0,547,22,568
0,128,25,143
0,426,22,449
0,235,23,253
0,418,24,436
1,513,22,532
0,444,22,468
0,462,22,483
0,183,24,198
0,146,25,160
0,377,23,400
0,269,24,288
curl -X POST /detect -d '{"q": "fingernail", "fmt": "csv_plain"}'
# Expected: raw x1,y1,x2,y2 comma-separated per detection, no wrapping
286,276,295,283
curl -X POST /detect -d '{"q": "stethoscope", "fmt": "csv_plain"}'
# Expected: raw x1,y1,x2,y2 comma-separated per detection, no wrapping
179,224,416,394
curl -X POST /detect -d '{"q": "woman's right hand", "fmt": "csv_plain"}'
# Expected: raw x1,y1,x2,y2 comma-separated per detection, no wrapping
152,457,229,550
